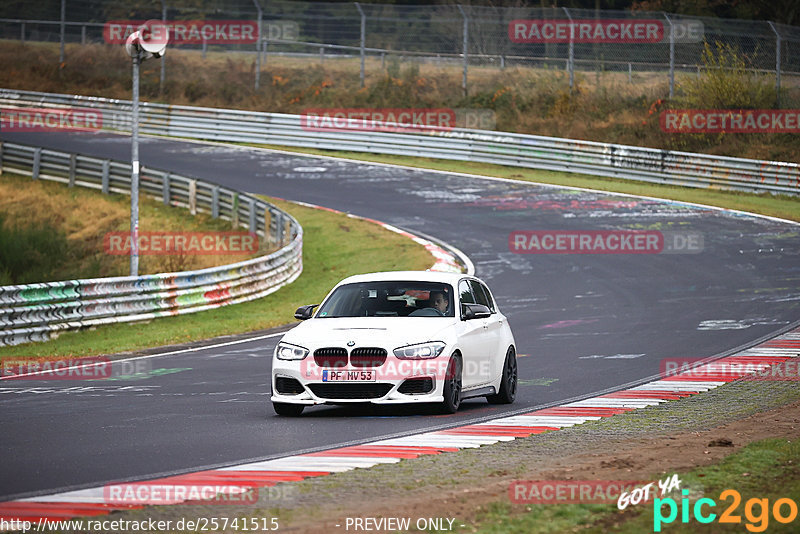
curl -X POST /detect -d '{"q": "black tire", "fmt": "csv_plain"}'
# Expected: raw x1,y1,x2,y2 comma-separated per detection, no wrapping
273,402,304,416
487,347,517,405
440,355,462,414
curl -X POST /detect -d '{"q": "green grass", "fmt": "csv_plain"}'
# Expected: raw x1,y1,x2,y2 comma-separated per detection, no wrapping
467,438,800,533
247,144,800,224
0,171,265,281
0,197,433,359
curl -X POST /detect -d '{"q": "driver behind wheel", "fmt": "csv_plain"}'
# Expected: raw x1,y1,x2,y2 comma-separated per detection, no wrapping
429,290,449,314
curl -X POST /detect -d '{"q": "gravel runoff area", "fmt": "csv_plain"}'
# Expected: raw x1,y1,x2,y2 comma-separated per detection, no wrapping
66,355,800,534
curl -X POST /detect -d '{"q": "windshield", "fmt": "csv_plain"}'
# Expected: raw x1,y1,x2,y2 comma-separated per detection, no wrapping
316,281,455,318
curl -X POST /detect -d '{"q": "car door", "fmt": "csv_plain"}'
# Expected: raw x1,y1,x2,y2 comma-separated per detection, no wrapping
470,280,506,382
456,279,493,388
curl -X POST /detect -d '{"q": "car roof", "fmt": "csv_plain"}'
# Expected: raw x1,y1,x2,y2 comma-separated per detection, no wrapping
335,270,473,286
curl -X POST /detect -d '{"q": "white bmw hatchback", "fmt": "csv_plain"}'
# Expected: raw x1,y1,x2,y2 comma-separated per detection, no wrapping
270,271,517,416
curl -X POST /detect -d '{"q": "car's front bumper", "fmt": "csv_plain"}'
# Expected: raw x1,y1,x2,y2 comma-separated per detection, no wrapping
271,358,448,405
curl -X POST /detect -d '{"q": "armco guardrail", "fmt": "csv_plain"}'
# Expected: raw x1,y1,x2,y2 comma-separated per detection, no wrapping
0,141,302,347
1,88,797,195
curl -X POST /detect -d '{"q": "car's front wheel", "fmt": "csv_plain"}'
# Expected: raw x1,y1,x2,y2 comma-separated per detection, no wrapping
440,355,462,414
487,346,517,405
273,402,304,416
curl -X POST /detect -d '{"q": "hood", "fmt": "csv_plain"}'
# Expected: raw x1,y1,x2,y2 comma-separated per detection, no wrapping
281,316,457,349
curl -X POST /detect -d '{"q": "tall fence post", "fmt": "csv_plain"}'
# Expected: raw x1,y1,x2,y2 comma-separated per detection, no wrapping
160,0,167,95
355,2,366,89
457,5,468,97
663,12,675,98
252,0,263,91
81,25,86,45
59,0,66,64
768,22,782,107
563,7,574,93
20,21,25,44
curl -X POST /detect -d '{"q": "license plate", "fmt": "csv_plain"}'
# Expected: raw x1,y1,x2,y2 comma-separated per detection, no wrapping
322,369,376,382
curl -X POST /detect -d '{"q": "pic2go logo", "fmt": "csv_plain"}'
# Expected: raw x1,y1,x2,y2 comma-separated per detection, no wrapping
654,489,798,532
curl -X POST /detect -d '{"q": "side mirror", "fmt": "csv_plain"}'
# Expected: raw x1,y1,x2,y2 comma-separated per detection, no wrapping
294,304,318,320
462,303,491,320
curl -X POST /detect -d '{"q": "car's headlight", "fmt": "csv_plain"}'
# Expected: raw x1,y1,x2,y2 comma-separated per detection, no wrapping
275,342,309,360
393,341,446,360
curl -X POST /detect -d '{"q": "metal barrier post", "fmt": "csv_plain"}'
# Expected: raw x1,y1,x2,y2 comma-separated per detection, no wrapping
68,153,76,187
101,159,110,193
163,172,171,205
32,147,41,179
249,200,257,233
264,208,273,243
188,179,197,215
212,186,219,218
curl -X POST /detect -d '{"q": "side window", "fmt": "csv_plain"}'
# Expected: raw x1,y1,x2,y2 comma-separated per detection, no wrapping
479,282,496,312
458,280,475,308
469,280,493,312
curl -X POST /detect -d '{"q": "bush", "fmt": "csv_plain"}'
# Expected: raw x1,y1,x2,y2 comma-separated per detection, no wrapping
0,212,69,284
677,41,776,109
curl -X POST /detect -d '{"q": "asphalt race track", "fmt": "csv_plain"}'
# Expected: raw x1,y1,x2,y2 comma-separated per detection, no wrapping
1,130,798,500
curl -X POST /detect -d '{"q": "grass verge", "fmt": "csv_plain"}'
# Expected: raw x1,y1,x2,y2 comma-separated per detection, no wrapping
246,143,800,223
0,196,433,359
471,437,800,534
0,172,262,282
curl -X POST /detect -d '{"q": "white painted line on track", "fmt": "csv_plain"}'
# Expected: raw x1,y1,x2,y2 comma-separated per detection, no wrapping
0,332,286,381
